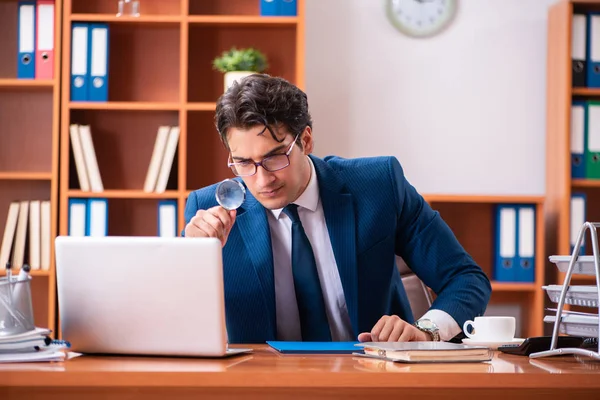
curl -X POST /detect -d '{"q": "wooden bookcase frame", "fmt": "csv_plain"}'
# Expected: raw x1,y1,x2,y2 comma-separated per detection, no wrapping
0,0,62,333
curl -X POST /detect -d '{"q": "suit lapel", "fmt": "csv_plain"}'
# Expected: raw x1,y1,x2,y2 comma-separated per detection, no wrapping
235,190,276,338
311,156,359,336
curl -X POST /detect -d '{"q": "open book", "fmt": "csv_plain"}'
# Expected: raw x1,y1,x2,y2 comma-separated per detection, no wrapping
354,342,493,363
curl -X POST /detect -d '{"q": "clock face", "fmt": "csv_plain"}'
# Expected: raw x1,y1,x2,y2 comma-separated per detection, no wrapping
386,0,458,38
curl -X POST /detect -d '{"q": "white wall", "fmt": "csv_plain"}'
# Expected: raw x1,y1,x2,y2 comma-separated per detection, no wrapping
305,0,556,195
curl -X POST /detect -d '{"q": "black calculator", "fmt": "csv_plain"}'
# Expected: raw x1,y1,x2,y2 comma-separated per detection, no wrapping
498,336,586,356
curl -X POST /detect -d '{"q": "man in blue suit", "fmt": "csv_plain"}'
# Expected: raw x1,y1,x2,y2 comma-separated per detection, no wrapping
184,74,491,344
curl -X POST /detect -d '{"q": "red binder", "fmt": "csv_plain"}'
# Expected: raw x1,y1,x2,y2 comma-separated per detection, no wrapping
35,0,54,80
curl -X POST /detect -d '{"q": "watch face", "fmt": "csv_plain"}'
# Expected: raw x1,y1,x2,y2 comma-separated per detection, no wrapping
417,319,435,330
386,0,458,38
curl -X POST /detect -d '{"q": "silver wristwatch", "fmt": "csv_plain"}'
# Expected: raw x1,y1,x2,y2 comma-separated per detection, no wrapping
414,318,441,341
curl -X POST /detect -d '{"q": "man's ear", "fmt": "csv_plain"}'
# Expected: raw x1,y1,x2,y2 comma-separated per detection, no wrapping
302,126,314,154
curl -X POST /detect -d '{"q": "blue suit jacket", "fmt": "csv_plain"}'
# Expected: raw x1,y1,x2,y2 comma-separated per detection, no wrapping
184,155,491,343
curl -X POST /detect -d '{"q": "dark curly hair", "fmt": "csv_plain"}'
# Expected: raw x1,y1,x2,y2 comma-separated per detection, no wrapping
214,74,313,149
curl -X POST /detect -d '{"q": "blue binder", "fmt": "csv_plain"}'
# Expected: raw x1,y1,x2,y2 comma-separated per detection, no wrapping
494,204,517,282
571,101,587,179
17,1,36,79
572,14,587,87
515,205,535,283
86,198,108,237
88,24,109,102
279,0,297,16
68,198,88,236
71,23,89,101
260,0,278,16
157,200,177,237
587,13,600,88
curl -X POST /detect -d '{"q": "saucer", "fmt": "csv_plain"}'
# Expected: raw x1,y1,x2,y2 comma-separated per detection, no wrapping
462,338,525,350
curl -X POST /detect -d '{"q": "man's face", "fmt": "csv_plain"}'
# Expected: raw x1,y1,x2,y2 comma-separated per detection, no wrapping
227,125,313,210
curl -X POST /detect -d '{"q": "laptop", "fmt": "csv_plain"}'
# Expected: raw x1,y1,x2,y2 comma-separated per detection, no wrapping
54,236,251,357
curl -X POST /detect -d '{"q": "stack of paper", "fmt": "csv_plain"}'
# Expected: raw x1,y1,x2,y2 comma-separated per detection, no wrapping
0,327,69,363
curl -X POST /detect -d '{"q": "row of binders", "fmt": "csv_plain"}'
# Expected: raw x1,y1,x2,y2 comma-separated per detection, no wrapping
68,198,177,238
260,0,297,16
494,204,536,283
16,0,55,80
70,23,109,101
571,101,600,179
572,13,600,88
0,201,51,271
70,124,179,193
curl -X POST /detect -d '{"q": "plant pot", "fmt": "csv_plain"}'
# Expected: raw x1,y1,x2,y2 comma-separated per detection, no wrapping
224,71,255,91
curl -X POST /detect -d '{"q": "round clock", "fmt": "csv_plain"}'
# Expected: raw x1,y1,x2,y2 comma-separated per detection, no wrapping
386,0,458,38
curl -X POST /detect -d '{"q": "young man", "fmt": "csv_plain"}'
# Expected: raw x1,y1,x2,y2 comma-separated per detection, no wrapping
183,74,491,344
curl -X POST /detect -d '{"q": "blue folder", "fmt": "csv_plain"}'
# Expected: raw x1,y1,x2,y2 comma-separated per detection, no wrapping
587,13,600,88
267,341,360,354
571,101,587,179
17,1,36,79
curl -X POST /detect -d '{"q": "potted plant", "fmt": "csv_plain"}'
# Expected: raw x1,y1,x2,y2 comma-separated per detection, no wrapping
212,47,269,91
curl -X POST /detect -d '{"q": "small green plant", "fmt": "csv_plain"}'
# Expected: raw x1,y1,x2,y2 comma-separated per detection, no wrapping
212,47,268,73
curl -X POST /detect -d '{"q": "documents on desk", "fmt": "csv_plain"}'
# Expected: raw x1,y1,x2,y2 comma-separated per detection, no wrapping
354,342,493,363
0,327,74,363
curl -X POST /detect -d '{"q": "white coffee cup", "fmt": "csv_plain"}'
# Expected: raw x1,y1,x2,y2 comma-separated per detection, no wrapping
463,316,516,342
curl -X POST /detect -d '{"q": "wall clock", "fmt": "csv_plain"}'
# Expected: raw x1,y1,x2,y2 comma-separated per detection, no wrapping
386,0,458,38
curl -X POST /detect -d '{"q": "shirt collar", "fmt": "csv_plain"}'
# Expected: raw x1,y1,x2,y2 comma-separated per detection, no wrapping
271,156,319,219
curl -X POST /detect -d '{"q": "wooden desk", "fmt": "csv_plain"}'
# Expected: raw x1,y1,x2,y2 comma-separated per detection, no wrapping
1,345,600,399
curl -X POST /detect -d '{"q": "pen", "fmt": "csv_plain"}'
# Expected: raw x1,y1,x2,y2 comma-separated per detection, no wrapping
5,261,12,306
17,263,31,281
5,261,12,284
13,263,31,303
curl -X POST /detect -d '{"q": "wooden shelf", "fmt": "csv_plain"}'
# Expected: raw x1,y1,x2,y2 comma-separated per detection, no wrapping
187,102,216,111
491,282,538,292
424,194,544,204
572,179,600,188
572,87,600,96
0,79,55,89
67,190,180,199
187,15,298,26
69,102,181,111
0,269,51,277
70,14,182,24
0,172,53,180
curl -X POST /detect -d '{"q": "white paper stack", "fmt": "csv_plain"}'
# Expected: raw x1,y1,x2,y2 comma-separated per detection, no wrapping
0,327,70,363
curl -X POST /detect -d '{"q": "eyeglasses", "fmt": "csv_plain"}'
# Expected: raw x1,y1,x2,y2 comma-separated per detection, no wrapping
228,134,300,177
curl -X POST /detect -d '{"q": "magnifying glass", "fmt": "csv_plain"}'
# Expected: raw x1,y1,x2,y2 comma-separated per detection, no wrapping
215,179,246,211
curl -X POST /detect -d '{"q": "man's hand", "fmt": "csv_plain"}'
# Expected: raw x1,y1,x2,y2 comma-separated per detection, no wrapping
357,315,432,342
184,206,236,247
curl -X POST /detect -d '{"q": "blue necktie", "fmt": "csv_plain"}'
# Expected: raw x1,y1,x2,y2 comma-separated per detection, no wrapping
283,204,332,341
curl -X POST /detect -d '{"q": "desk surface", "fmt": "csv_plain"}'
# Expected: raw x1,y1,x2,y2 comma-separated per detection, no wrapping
2,345,600,399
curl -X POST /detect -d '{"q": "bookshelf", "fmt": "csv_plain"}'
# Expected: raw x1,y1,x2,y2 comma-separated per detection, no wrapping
423,195,546,338
59,0,305,238
546,0,600,301
0,0,62,334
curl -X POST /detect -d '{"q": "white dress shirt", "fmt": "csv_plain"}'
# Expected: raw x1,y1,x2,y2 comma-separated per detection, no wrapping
267,157,461,341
